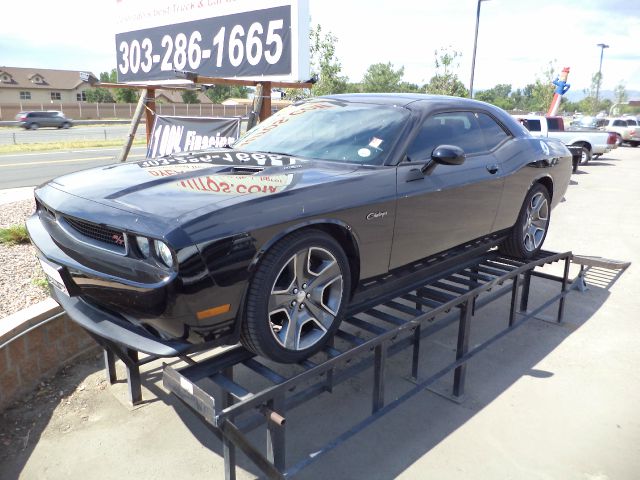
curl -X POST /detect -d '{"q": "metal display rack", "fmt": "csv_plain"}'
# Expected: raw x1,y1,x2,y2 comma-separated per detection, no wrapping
152,248,589,479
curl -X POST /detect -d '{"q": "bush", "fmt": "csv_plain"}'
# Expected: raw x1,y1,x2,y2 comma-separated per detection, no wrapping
0,224,30,245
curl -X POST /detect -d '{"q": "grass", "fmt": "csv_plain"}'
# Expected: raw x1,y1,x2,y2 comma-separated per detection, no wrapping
0,224,30,245
0,138,146,155
32,276,49,290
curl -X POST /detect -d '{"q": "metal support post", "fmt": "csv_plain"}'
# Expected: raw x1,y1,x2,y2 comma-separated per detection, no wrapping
125,349,142,405
266,395,286,472
557,257,571,322
325,338,335,393
372,343,387,413
452,299,473,398
519,270,532,312
411,325,421,380
104,348,117,384
508,275,520,327
221,366,237,480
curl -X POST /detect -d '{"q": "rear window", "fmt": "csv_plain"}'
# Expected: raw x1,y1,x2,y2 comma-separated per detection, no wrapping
521,119,542,132
546,118,563,132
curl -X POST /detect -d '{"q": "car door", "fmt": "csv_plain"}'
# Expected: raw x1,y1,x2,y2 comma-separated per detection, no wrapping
389,110,507,269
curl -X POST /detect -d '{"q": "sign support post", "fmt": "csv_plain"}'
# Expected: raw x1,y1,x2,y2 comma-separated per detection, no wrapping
118,88,149,163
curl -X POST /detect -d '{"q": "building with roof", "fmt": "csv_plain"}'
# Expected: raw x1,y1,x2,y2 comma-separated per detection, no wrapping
155,90,213,104
0,66,92,104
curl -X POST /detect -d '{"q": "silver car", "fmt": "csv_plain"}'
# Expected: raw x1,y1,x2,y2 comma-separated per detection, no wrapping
15,111,73,130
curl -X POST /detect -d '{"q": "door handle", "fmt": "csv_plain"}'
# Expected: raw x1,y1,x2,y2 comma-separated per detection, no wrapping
486,164,499,174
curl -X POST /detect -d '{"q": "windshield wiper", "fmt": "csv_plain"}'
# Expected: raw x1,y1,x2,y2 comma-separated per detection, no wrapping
261,150,292,157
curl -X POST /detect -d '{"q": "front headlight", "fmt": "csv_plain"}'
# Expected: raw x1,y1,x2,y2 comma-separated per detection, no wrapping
155,241,174,268
136,236,151,258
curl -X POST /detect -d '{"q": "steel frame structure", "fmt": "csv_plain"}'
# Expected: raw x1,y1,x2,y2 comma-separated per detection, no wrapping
151,248,579,479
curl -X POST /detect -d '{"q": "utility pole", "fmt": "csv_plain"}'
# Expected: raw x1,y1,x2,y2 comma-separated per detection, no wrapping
594,43,609,114
469,0,489,98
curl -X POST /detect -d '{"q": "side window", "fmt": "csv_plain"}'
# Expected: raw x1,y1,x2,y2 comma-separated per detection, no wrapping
406,111,493,161
476,112,510,150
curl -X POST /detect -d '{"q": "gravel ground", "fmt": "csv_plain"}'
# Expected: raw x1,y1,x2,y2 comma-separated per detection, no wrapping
0,199,49,319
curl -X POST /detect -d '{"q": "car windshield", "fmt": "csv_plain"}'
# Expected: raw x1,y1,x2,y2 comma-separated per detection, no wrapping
233,100,410,165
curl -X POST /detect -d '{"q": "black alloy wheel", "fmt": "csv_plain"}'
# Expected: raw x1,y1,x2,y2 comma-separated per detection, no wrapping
241,229,351,363
499,183,551,259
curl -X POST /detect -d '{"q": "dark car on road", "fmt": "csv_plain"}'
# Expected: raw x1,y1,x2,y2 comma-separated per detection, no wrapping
27,94,572,363
15,111,73,130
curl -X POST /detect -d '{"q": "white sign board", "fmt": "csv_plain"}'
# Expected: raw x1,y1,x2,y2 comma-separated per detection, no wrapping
114,0,310,83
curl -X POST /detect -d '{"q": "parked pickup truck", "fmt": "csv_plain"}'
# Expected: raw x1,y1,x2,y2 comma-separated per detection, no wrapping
514,115,616,170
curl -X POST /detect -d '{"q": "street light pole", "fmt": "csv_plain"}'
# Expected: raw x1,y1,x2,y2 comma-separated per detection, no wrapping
469,0,488,98
594,43,609,114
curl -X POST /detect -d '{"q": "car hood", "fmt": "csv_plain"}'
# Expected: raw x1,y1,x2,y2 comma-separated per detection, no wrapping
41,149,359,221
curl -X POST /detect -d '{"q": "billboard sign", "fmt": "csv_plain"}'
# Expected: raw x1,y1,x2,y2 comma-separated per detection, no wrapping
115,0,309,83
146,115,241,158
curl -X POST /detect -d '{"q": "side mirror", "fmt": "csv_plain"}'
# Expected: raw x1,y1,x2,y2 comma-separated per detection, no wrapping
431,145,465,165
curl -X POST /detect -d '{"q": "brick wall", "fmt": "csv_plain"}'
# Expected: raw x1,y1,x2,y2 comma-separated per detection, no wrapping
0,301,98,411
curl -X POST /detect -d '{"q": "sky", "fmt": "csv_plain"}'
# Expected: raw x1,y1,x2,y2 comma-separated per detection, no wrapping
1,0,639,96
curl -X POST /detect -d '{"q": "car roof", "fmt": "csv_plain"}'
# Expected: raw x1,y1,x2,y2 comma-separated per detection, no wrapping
321,93,485,109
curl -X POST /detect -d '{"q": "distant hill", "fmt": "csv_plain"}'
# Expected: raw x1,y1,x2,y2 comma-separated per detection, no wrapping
565,89,640,102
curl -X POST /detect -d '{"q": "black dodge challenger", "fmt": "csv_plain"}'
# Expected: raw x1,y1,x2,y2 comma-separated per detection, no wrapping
27,94,572,362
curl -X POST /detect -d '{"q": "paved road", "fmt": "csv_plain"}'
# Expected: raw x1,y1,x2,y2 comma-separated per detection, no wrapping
0,146,147,189
0,125,146,145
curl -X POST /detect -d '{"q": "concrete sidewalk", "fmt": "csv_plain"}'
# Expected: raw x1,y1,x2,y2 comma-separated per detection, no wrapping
1,148,638,480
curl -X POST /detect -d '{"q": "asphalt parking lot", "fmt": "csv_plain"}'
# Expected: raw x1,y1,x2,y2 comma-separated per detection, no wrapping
1,146,639,480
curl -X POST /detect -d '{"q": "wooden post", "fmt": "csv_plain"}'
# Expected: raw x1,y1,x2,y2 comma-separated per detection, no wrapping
247,83,264,130
117,88,148,163
259,81,272,122
145,88,156,145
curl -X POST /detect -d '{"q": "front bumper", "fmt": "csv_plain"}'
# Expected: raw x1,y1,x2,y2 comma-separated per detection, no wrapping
27,193,242,355
50,285,194,356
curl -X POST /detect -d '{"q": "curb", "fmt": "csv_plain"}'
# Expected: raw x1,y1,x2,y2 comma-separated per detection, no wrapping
0,298,62,349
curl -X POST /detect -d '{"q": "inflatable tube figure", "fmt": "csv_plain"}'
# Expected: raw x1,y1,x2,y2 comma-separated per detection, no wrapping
547,67,571,117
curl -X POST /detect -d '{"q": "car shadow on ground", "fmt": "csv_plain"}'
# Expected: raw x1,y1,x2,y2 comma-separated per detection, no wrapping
161,271,619,479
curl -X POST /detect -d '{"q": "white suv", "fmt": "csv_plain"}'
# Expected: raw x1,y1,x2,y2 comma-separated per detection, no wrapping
602,118,639,147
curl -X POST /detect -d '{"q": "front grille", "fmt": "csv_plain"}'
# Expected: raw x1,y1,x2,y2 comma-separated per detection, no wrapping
63,216,126,252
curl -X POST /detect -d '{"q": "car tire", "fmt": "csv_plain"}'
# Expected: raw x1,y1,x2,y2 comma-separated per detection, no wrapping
615,134,623,147
499,183,551,259
580,146,592,164
630,141,639,148
62,122,71,129
241,229,351,363
29,123,39,130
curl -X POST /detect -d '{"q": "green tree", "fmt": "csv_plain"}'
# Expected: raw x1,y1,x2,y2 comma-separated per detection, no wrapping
424,48,468,97
85,71,115,103
361,62,405,93
204,85,249,103
181,90,200,104
85,69,138,103
475,84,514,110
307,24,348,96
527,61,557,113
613,82,628,114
